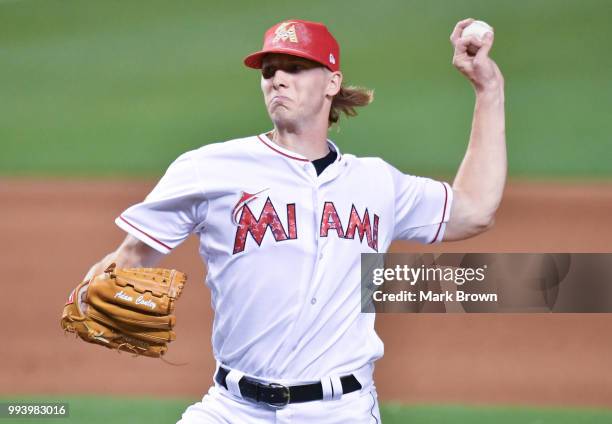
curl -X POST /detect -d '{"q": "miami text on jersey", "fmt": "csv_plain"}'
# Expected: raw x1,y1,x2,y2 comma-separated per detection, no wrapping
233,197,379,254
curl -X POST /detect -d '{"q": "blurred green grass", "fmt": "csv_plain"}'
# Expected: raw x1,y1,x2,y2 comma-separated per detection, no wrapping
2,397,612,424
1,0,611,177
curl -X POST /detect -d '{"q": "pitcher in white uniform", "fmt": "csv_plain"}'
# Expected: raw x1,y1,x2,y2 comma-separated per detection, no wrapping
84,18,506,423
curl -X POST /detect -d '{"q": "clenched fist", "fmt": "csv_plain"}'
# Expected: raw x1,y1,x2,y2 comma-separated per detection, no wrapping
450,18,504,93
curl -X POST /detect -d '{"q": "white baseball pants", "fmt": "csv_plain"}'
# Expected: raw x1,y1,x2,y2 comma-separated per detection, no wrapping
177,384,381,423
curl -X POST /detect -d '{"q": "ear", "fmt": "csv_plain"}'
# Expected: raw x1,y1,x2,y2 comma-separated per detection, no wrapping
325,71,343,97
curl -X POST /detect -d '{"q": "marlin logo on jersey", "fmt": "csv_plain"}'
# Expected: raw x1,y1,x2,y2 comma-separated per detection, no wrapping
233,196,297,254
232,196,379,254
232,188,269,225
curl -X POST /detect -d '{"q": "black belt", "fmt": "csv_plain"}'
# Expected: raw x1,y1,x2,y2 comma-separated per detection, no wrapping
215,366,362,407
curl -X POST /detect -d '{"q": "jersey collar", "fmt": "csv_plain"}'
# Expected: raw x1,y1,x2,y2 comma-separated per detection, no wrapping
257,132,342,163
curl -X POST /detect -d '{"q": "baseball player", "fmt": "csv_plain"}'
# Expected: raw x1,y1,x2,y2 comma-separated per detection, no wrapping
84,18,505,423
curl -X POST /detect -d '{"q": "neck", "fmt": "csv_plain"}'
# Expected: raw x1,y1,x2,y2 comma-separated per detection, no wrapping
269,121,330,161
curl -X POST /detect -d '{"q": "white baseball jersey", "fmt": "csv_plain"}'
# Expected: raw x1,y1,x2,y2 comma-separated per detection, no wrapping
116,133,452,382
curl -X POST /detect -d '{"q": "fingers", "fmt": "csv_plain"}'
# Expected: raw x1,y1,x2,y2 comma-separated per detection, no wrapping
450,18,475,45
475,31,494,59
454,35,483,55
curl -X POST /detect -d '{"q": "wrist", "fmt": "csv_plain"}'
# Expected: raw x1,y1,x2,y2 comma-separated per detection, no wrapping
475,82,505,103
474,79,504,97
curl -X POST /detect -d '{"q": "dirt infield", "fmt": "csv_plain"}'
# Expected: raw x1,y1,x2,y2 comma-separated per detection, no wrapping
1,179,611,407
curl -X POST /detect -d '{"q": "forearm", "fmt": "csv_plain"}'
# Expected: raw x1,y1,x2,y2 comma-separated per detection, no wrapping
453,84,506,223
83,235,163,280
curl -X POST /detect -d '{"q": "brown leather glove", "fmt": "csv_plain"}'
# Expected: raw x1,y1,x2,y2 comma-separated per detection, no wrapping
61,263,187,358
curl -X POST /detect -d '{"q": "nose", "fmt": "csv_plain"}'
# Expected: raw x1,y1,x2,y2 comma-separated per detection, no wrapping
271,69,289,89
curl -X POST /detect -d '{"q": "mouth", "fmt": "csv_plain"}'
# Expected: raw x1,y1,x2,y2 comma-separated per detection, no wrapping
270,95,290,106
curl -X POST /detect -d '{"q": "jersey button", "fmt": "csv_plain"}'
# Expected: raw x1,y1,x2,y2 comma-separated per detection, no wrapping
311,297,317,305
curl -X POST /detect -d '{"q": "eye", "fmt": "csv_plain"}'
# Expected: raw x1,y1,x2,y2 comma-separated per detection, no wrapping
261,66,276,79
287,64,304,73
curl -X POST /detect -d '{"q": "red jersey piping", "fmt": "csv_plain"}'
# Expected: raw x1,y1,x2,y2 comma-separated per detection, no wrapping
430,183,449,244
257,135,311,162
118,216,172,251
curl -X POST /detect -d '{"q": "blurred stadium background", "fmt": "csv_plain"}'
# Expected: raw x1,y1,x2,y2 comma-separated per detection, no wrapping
1,0,611,423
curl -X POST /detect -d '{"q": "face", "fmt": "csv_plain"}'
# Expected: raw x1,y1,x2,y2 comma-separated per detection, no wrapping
260,54,342,130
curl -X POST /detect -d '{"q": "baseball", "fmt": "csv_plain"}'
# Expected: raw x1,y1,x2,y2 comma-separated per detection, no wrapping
461,20,493,55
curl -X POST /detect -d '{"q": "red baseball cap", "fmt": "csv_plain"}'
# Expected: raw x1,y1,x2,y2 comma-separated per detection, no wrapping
244,19,340,72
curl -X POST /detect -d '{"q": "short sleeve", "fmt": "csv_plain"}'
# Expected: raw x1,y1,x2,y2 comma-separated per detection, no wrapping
115,152,207,254
385,162,453,244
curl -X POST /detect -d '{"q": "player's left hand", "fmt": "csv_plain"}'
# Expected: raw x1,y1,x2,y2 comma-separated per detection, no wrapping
450,18,504,93
61,263,187,358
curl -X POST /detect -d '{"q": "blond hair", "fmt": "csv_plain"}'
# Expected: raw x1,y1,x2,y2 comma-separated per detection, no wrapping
329,85,374,126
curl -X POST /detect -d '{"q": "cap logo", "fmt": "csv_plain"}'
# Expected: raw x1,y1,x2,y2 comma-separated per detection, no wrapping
329,53,336,65
273,22,298,43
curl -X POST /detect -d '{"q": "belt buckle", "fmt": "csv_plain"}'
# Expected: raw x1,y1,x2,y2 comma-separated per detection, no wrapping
262,382,290,407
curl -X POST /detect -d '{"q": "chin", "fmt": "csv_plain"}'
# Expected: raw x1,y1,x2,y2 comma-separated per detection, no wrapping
269,111,297,130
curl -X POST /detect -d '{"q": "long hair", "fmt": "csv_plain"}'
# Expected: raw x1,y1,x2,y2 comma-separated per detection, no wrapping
328,85,374,127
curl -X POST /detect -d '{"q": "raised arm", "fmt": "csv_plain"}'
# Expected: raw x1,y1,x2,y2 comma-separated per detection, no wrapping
444,18,506,241
83,234,164,280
